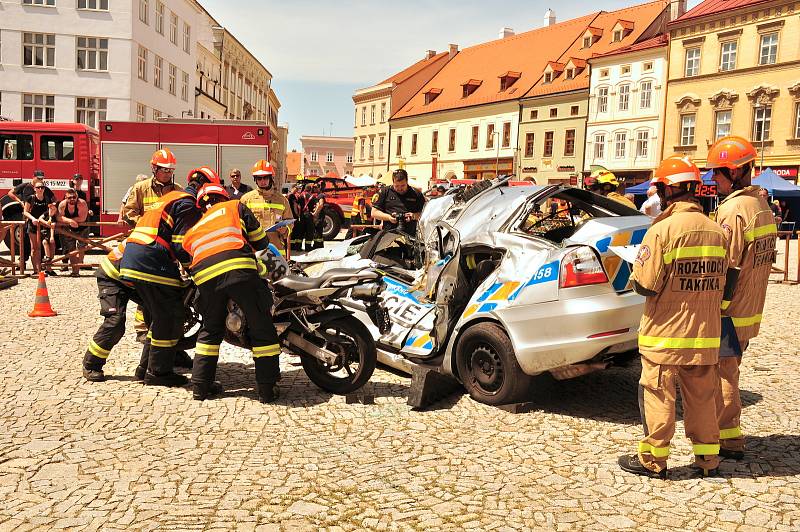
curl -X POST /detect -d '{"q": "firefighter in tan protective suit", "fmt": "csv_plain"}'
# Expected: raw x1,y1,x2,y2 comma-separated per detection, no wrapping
618,156,728,479
708,136,777,460
240,160,292,256
587,168,637,209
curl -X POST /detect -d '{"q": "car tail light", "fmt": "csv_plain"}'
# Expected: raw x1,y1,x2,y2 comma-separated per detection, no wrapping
559,247,608,288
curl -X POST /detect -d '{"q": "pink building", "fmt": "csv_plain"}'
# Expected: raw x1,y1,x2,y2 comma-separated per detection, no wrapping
299,135,354,178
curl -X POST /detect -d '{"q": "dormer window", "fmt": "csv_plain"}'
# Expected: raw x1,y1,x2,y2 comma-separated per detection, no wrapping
542,63,563,85
565,68,575,80
563,59,585,80
582,27,602,48
461,79,482,98
424,88,442,105
543,72,553,84
499,71,521,91
613,30,623,42
612,20,634,43
583,37,591,48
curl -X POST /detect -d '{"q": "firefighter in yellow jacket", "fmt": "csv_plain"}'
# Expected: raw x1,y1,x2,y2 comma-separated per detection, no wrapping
707,136,777,460
618,156,728,479
182,183,282,403
240,160,292,256
587,168,637,209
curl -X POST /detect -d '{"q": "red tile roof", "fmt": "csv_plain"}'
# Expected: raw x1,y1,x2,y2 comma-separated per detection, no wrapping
589,34,668,61
672,0,774,24
380,52,450,85
525,0,666,98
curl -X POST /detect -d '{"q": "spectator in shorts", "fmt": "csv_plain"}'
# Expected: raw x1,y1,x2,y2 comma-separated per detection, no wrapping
57,189,90,276
24,181,57,275
118,174,149,224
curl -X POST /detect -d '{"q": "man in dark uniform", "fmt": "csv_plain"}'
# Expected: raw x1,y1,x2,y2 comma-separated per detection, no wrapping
370,169,426,235
311,183,326,249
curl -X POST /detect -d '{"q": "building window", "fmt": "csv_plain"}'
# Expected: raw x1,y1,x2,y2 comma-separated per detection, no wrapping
136,102,146,122
153,55,163,88
680,114,696,146
22,93,54,122
448,128,456,152
549,108,558,118
396,136,402,157
524,133,535,158
76,36,108,71
621,65,631,75
431,130,438,154
502,122,511,148
139,0,148,24
152,109,162,120
361,107,366,126
759,33,778,65
346,153,353,164
543,72,552,84
169,12,178,45
168,63,176,95
76,97,107,128
379,136,384,158
613,29,623,42
753,105,772,141
618,84,630,111
643,62,653,72
564,129,575,157
183,23,191,53
715,110,731,140
155,1,164,34
310,151,318,162
600,69,609,78
565,68,575,80
583,36,592,48
570,105,579,116
598,87,608,113
594,134,605,159
639,81,652,110
78,0,109,9
720,41,737,71
636,130,649,158
380,102,386,123
796,103,800,139
325,152,333,163
360,139,365,159
370,104,375,125
354,108,358,127
615,132,627,158
411,133,417,155
23,0,55,5
530,110,538,120
685,48,700,77
543,131,554,157
471,125,479,150
181,71,189,101
23,33,55,67
486,123,495,148
137,45,148,81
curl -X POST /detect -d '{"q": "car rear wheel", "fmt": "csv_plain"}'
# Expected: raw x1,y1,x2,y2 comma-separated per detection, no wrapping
456,322,531,405
322,209,342,240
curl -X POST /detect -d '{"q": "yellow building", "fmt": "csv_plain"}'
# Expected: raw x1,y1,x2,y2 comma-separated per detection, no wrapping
665,0,800,180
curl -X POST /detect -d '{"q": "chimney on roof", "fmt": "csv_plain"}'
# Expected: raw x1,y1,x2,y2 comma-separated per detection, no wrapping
544,8,556,27
425,49,436,60
448,44,459,58
499,27,515,39
668,0,687,21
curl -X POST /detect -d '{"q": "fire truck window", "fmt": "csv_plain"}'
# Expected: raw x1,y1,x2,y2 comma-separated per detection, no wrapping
1,135,34,160
40,136,75,161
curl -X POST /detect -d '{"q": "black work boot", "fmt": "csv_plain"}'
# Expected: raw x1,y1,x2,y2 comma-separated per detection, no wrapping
618,454,667,479
689,464,720,478
134,365,147,381
193,381,224,401
174,350,193,368
719,448,745,460
257,382,280,404
144,371,189,387
82,367,105,382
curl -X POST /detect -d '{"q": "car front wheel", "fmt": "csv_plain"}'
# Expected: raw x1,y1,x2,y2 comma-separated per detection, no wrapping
456,322,531,405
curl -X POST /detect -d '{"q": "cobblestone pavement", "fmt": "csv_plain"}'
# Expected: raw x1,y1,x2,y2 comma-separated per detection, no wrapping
0,241,799,531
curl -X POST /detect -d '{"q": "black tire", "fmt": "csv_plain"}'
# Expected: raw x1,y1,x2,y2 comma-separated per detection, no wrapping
456,322,532,405
298,316,376,395
322,209,342,241
1,207,31,260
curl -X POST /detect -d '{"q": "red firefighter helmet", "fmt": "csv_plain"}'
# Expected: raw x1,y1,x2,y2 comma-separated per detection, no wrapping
196,183,230,209
251,159,275,178
187,166,221,186
150,148,177,169
706,136,757,170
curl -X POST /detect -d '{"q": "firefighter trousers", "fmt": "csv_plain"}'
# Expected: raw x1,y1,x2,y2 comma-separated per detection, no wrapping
83,277,136,371
132,280,185,376
313,217,325,249
717,356,745,452
290,216,307,252
637,356,720,473
193,273,281,389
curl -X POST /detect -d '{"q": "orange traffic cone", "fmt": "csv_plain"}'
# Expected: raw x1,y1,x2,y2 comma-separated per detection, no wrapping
28,271,57,317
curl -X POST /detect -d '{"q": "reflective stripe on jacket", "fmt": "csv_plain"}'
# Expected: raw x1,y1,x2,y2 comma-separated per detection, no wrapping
717,186,777,343
240,188,291,254
122,177,183,225
183,201,268,285
631,201,728,365
127,191,191,246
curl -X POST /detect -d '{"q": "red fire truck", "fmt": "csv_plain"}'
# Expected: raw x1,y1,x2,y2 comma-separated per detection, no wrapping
1,119,269,249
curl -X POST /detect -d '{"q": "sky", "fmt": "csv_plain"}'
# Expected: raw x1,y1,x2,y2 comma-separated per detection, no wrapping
200,0,702,151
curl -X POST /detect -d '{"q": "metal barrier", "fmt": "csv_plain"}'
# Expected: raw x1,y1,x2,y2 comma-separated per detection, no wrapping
772,230,798,285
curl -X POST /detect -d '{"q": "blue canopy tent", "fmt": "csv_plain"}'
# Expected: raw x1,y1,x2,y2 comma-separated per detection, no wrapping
753,168,800,197
625,170,716,195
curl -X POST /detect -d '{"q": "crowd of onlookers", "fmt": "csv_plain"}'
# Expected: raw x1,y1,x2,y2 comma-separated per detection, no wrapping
0,171,89,276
